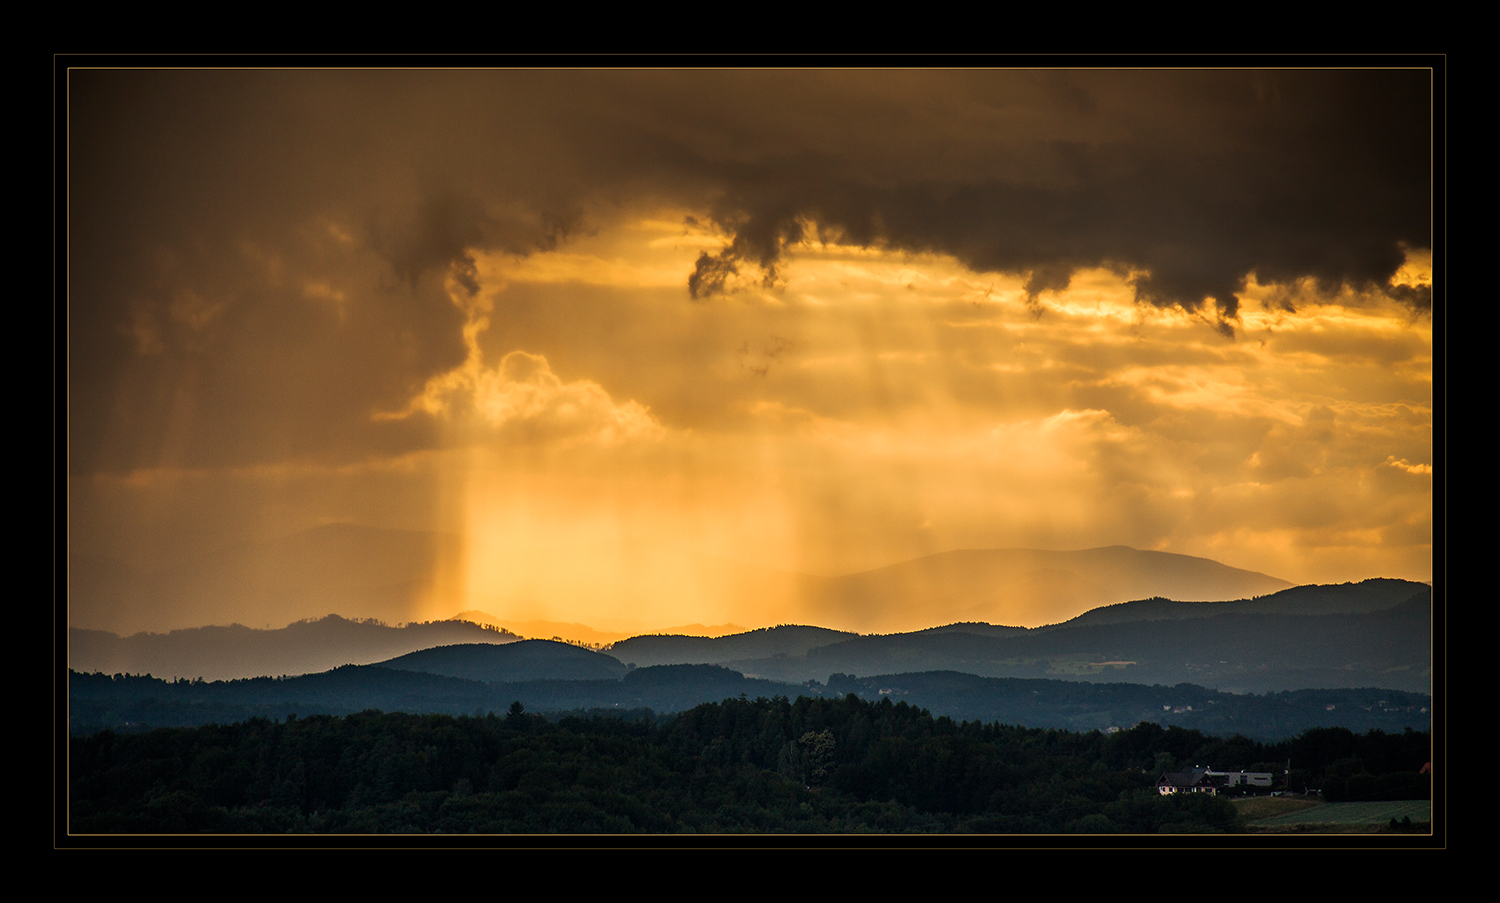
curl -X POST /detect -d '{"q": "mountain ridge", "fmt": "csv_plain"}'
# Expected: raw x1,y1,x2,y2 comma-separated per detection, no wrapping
71,527,1296,636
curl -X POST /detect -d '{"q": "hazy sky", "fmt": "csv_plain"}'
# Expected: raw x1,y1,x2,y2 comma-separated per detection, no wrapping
67,68,1434,631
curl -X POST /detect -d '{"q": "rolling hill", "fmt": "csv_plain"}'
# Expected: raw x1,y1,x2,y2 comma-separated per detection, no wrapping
68,616,518,682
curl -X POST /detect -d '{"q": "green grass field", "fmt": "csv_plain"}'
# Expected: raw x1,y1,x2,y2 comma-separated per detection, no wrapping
1233,795,1322,821
1241,797,1430,832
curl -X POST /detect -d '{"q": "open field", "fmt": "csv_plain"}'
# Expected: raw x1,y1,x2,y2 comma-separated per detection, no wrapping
1243,798,1431,833
1234,795,1322,821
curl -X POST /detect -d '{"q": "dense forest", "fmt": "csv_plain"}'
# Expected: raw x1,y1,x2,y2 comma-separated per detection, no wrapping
69,693,1430,834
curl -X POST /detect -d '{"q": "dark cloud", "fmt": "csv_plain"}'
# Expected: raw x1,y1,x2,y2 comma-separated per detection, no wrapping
656,71,1429,335
688,251,740,300
1388,283,1434,312
1023,263,1075,306
370,195,487,293
68,68,1431,475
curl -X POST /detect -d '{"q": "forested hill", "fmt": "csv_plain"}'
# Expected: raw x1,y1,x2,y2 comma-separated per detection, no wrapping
609,625,857,668
69,616,519,682
595,579,1432,694
69,695,1431,834
786,602,1432,693
377,640,628,682
68,664,1430,742
1040,579,1429,630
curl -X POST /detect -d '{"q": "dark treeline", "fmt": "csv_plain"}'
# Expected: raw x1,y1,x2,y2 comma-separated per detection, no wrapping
69,694,1430,834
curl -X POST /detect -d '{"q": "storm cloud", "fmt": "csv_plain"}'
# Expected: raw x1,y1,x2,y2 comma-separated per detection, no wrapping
70,69,1431,470
66,67,1434,632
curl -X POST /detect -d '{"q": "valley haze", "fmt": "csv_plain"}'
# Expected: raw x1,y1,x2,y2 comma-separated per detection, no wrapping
70,525,1296,637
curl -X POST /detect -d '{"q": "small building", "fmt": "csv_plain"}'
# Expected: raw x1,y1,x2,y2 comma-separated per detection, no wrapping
1157,766,1224,796
1207,769,1273,788
1158,765,1273,795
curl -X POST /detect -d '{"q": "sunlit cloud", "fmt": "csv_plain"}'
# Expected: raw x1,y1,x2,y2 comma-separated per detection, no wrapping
379,273,665,450
1386,456,1433,475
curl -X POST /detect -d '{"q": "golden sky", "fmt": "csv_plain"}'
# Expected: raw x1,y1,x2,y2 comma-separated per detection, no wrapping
67,69,1434,633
